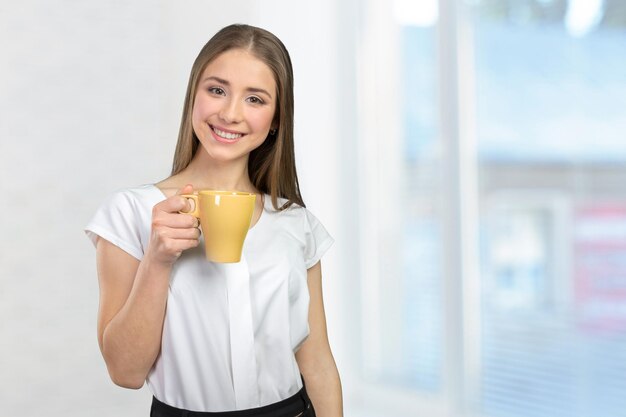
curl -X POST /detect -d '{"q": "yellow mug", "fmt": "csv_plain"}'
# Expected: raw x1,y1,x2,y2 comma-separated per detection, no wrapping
181,190,256,263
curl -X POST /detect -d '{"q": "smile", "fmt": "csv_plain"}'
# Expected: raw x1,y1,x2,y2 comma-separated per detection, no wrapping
211,125,244,141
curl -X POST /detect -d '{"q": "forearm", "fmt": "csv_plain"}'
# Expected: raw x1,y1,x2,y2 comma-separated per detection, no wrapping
101,256,171,388
301,354,343,417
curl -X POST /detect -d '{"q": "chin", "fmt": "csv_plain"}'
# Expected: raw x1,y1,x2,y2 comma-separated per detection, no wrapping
198,145,248,163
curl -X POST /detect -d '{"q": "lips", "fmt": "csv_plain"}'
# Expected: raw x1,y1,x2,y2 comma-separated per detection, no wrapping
210,125,244,141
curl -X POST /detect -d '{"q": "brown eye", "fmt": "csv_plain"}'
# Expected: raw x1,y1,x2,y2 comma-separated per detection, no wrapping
247,96,264,104
208,87,225,95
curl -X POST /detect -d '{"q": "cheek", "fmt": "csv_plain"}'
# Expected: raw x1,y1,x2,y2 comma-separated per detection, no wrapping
191,98,213,139
248,108,276,131
191,100,205,123
191,93,217,122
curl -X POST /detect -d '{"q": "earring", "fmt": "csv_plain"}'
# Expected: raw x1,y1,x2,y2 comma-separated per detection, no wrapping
269,128,277,136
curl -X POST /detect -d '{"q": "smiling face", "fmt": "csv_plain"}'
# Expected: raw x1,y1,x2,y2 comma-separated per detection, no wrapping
191,48,277,164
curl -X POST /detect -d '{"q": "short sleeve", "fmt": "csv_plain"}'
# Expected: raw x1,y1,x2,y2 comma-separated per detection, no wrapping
84,189,145,260
302,208,334,269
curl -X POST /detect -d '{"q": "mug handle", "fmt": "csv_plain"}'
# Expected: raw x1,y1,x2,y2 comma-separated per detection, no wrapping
180,193,200,218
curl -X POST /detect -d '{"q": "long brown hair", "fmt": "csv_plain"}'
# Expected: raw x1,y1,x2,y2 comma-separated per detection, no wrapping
171,24,304,210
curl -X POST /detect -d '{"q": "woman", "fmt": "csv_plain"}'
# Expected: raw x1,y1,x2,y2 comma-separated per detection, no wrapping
85,24,342,417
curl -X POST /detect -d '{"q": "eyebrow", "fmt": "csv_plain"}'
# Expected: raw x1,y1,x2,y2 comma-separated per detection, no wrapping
202,76,273,99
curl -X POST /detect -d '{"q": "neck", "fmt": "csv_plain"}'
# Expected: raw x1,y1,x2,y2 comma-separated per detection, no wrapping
182,148,258,193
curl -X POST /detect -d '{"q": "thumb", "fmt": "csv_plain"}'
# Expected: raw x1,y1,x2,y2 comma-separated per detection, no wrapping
177,184,194,195
177,184,195,213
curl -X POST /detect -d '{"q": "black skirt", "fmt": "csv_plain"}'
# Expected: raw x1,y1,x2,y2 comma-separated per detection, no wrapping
150,385,315,417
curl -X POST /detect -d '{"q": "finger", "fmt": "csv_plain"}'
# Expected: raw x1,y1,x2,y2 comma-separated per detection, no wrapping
161,238,200,256
154,197,182,213
173,213,199,229
183,197,196,214
156,225,201,240
177,184,196,213
180,239,200,250
154,212,198,229
170,227,201,240
155,194,193,214
176,184,194,196
155,184,195,213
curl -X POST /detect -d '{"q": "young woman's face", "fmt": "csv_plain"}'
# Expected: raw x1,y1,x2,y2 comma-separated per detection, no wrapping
192,48,277,163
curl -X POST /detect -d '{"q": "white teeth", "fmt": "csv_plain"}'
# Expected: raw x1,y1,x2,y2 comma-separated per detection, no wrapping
212,126,243,140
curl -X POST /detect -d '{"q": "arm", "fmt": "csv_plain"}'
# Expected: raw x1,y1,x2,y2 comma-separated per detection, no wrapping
96,185,199,389
296,261,343,417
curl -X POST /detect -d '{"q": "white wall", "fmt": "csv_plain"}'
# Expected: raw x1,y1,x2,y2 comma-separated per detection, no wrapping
0,1,354,416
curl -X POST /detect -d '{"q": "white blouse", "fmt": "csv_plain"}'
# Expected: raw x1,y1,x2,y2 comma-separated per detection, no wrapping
85,184,333,412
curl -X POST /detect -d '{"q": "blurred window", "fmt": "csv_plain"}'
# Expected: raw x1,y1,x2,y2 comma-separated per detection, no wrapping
474,0,626,416
361,0,445,394
360,0,626,416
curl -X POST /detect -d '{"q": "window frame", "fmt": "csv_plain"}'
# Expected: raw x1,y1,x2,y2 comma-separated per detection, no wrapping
350,0,481,415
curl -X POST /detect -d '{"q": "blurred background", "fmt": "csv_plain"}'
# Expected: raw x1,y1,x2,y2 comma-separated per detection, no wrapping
1,0,625,416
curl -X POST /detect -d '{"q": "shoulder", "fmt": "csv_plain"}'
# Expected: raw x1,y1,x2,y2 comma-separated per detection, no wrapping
85,185,160,259
265,196,327,228
266,195,312,215
102,184,163,209
265,196,308,223
115,183,163,199
262,195,332,237
89,184,163,227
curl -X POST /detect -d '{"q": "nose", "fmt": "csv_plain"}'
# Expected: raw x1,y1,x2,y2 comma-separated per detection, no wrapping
218,98,242,124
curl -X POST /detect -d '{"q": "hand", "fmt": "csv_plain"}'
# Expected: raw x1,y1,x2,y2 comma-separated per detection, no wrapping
145,184,201,266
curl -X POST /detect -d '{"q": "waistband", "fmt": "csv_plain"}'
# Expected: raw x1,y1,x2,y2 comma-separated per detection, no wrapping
151,385,312,417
